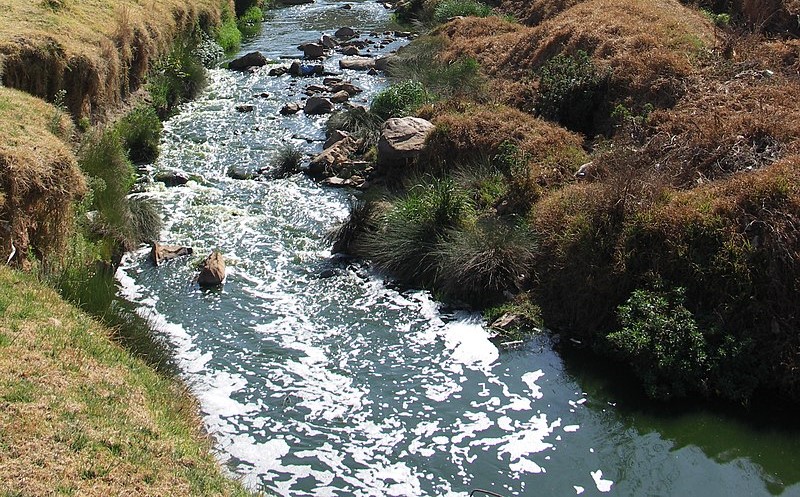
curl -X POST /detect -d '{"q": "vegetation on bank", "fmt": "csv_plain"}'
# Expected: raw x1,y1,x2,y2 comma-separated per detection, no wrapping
331,0,800,404
0,268,253,496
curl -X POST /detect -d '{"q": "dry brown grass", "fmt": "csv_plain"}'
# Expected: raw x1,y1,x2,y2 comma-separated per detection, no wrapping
0,87,85,265
498,0,585,26
0,267,254,496
0,0,228,121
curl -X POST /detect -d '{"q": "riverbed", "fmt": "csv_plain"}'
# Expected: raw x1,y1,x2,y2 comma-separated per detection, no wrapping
116,1,800,495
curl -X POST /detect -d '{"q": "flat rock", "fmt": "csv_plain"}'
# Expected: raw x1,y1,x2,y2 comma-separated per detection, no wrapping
341,46,360,56
235,104,255,113
334,27,357,40
324,129,350,149
339,56,375,71
151,242,193,266
331,82,362,95
229,51,268,71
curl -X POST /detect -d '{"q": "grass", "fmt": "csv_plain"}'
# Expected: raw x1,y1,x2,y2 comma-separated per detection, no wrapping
370,80,429,120
270,144,303,178
0,267,256,496
115,104,163,164
432,0,493,23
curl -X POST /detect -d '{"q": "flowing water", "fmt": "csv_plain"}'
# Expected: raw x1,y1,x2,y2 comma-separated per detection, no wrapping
116,1,800,495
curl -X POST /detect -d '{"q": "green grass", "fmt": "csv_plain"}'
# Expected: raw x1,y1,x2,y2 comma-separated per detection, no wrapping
370,80,429,120
432,0,492,24
115,105,162,164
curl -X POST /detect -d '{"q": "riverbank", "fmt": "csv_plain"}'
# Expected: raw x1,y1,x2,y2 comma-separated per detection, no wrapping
0,267,253,495
330,0,800,405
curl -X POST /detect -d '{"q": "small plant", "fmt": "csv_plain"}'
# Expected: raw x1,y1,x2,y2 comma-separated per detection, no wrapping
607,286,709,399
328,198,378,254
537,50,608,134
115,105,162,164
432,0,492,24
326,107,384,149
216,5,242,53
270,144,303,178
702,9,732,28
370,80,429,121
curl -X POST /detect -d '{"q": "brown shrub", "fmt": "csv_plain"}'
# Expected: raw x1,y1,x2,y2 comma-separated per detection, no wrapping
0,88,86,265
498,0,585,26
739,0,800,33
420,104,587,187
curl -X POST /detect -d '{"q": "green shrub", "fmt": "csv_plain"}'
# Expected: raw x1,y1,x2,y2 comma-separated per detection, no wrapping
237,6,263,38
148,41,207,119
216,5,242,53
363,178,473,284
432,0,492,24
371,80,429,121
537,50,608,134
607,287,709,399
436,217,535,305
115,105,162,164
326,107,384,149
453,159,507,211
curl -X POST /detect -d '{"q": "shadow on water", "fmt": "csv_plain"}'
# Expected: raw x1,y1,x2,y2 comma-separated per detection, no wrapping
557,343,800,495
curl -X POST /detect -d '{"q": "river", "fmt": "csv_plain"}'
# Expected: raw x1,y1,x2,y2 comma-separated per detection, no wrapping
115,1,800,495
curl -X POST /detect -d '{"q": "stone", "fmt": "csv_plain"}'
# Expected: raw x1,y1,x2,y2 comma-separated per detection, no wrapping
367,68,378,76
375,55,396,72
151,242,193,266
331,82,362,95
377,117,435,167
289,61,325,76
299,42,325,59
489,313,524,332
341,3,352,8
324,129,350,149
321,34,338,49
341,45,360,56
197,251,226,287
227,166,255,180
269,66,288,77
339,56,376,71
304,96,334,115
323,77,343,86
235,104,254,113
255,92,270,98
280,0,313,4
154,171,189,187
330,90,350,103
308,136,360,178
575,161,597,180
305,84,329,95
334,27,357,40
280,102,303,115
228,51,268,71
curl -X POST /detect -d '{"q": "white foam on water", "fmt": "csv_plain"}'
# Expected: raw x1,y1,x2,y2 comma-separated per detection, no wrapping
591,470,614,492
575,485,585,494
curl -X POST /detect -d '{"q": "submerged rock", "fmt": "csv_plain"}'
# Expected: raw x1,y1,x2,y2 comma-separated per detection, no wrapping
197,251,226,287
151,242,193,266
154,171,189,187
228,51,268,71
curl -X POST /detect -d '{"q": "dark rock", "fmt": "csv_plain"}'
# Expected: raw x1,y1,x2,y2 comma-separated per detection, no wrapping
235,104,255,113
154,171,189,187
197,251,226,287
305,84,329,95
304,97,334,115
334,27,357,40
229,52,268,71
321,35,338,49
324,129,350,149
151,242,193,266
367,68,378,76
375,55,396,72
269,66,288,77
227,166,255,180
331,82,362,95
323,77,343,86
341,3,352,8
299,42,326,59
280,0,313,4
254,92,270,98
280,102,303,115
341,46,360,56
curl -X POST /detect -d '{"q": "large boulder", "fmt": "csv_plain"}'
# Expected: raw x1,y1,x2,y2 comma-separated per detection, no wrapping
339,56,375,71
280,102,302,115
198,251,226,287
151,242,193,266
228,51,268,71
299,42,325,59
334,27,357,40
304,97,334,115
377,117,435,167
308,136,360,178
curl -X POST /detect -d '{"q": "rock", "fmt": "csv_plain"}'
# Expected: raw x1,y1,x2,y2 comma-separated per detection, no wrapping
269,66,288,77
304,96,334,115
330,90,350,103
575,161,597,180
197,251,226,287
299,42,325,59
334,27,357,40
490,313,524,332
228,51,268,71
151,242,193,266
341,3,352,8
394,31,412,38
154,171,189,187
367,68,378,76
377,117,435,167
375,55,396,72
227,166,255,180
289,61,325,76
235,104,254,113
341,45,360,56
280,102,303,115
308,136,360,178
321,35,338,49
255,92,270,98
324,129,350,149
339,56,376,71
322,176,349,187
323,77,343,86
331,82,362,95
305,84,329,95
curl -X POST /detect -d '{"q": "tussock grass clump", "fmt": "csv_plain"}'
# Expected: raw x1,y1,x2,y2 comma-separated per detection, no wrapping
326,107,384,149
115,104,163,164
371,80,429,120
0,87,85,265
0,267,254,496
270,144,303,179
433,0,493,23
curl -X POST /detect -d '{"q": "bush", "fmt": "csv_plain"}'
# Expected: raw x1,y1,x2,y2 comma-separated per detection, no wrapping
607,287,709,399
370,80,429,121
115,105,162,164
436,217,535,305
270,144,303,179
216,5,242,53
362,178,473,285
536,50,609,134
237,6,263,38
433,0,492,23
329,198,379,254
148,41,207,119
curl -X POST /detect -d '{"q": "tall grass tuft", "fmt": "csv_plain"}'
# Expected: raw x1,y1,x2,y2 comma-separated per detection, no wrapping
270,144,303,178
436,218,535,305
326,107,384,149
148,41,207,119
216,4,242,53
432,0,492,24
329,198,379,254
115,105,162,164
370,80,429,121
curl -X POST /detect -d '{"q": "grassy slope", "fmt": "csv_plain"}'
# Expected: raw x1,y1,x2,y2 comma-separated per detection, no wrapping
0,267,253,496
